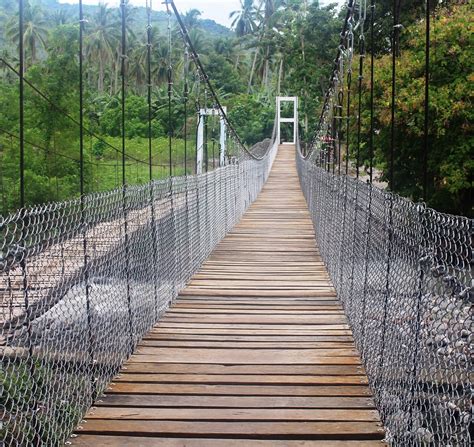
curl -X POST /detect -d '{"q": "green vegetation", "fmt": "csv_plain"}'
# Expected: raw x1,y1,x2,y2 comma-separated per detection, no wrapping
356,3,473,216
0,361,87,445
0,0,471,216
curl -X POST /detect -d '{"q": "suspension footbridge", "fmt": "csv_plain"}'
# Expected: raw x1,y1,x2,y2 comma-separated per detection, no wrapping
70,144,385,445
0,0,472,446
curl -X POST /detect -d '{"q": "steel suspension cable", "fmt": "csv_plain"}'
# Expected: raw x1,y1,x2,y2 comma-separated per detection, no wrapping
355,25,365,179
345,71,352,176
368,0,375,184
337,89,344,175
79,1,85,198
423,0,430,200
145,0,160,320
194,70,201,173
121,0,127,188
78,0,95,401
17,1,39,443
183,46,189,174
120,0,133,355
345,12,355,176
390,0,401,190
166,4,173,177
204,88,209,173
19,0,25,208
307,0,354,161
379,0,402,383
146,0,153,181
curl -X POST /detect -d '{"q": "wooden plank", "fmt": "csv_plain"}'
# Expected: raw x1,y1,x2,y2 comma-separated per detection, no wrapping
94,395,376,409
166,309,343,314
87,408,379,421
139,341,354,349
173,302,340,307
180,290,338,297
153,324,351,330
105,384,371,396
143,335,355,342
114,374,368,385
132,348,359,362
129,354,362,366
76,420,385,438
72,436,385,446
160,315,347,323
164,308,344,313
150,328,353,335
120,364,366,375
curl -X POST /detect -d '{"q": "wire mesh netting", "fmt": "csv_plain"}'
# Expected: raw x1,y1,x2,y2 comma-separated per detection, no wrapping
0,137,277,446
297,154,472,447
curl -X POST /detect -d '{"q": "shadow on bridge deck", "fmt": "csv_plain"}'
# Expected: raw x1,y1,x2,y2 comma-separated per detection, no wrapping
72,146,386,446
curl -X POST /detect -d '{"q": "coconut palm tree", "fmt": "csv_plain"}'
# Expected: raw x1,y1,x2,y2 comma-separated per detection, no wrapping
6,0,48,68
50,8,69,26
182,9,201,30
230,0,258,37
128,35,147,94
187,28,208,55
112,0,137,94
0,49,18,82
214,38,237,65
152,36,172,84
85,3,119,93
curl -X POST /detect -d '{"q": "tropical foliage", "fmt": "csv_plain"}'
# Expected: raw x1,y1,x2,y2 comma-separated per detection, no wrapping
0,0,471,216
355,3,472,215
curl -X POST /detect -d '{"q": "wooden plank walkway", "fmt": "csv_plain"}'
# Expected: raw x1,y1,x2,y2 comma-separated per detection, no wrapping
73,145,385,446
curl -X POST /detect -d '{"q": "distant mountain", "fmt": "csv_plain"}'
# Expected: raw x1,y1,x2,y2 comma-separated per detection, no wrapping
199,18,233,37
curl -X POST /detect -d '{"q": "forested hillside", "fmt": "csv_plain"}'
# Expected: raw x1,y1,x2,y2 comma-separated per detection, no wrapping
0,0,471,215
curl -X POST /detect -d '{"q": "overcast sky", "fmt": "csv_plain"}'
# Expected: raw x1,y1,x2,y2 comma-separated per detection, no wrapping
59,0,344,28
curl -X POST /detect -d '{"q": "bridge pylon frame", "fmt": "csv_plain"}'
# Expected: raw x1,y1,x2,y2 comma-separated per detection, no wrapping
196,106,227,174
276,96,298,145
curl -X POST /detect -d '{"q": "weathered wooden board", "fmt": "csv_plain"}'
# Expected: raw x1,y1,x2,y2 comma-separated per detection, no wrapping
72,436,385,447
76,420,385,438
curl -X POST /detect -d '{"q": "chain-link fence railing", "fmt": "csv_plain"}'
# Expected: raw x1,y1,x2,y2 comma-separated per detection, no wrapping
297,153,472,446
0,137,277,446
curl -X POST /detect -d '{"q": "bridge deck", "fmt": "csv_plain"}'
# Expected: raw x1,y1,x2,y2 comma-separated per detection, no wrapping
73,146,385,446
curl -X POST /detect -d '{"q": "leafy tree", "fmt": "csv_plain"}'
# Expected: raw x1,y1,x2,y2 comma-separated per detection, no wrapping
230,0,259,37
205,54,245,94
6,0,48,67
182,9,202,30
49,8,69,27
228,94,274,145
357,4,472,215
281,2,339,138
85,3,120,93
100,94,165,139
